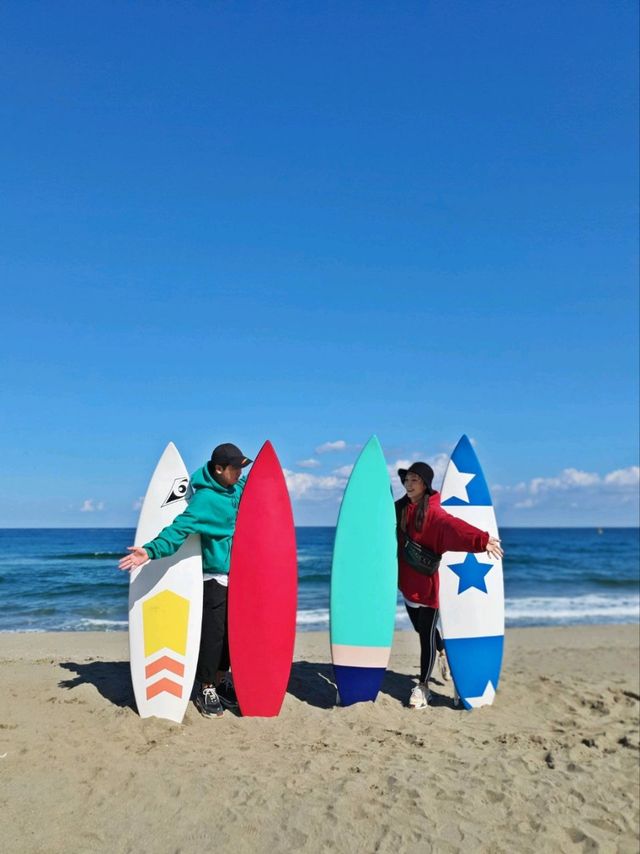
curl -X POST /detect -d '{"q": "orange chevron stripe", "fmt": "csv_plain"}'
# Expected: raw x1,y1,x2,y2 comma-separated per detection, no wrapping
145,656,185,680
146,677,183,700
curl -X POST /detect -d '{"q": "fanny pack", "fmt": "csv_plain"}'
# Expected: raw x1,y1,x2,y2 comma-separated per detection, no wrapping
402,536,442,577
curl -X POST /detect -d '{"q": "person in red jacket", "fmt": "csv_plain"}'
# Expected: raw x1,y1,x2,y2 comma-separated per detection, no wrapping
396,461,504,709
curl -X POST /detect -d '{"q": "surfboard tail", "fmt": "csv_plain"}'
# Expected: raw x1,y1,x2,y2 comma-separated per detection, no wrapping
331,643,391,705
444,635,503,710
333,665,387,706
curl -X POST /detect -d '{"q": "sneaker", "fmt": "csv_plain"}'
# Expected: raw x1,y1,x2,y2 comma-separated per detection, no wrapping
438,652,451,682
217,673,239,710
195,685,224,718
408,682,431,709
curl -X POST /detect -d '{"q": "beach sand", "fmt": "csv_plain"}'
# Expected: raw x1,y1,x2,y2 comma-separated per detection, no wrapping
0,625,638,854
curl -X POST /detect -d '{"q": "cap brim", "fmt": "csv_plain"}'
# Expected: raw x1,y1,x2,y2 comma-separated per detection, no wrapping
397,468,408,481
238,457,252,467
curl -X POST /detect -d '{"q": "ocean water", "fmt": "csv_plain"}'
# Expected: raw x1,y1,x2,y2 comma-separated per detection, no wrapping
0,527,638,633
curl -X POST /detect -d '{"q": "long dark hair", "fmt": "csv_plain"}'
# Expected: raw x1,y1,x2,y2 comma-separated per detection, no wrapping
396,493,429,534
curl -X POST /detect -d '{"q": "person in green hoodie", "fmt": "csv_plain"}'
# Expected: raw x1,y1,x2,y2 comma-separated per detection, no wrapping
119,442,252,719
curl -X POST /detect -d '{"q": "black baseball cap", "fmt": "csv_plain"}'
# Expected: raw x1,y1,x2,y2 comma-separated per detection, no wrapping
210,443,253,468
397,462,436,494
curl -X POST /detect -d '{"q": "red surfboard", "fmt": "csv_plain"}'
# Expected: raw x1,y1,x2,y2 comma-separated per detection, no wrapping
228,441,297,717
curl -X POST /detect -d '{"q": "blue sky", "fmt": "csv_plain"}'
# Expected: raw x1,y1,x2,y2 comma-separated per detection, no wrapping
1,1,638,527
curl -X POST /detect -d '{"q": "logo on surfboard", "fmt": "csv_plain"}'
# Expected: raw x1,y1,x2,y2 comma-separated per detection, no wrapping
162,477,190,507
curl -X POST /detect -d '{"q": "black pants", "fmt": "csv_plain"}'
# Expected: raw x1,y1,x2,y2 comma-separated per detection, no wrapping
406,605,442,683
196,580,230,684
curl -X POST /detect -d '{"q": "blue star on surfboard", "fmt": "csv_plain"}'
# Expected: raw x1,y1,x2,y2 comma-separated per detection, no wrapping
447,553,494,594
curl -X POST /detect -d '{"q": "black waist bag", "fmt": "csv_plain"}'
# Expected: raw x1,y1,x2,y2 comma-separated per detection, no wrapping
403,536,442,577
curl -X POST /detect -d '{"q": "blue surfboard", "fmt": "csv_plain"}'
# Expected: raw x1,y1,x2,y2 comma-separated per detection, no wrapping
330,436,397,706
439,435,504,710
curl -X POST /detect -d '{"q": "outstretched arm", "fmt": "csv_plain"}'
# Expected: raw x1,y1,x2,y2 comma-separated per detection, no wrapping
118,496,204,572
435,510,504,559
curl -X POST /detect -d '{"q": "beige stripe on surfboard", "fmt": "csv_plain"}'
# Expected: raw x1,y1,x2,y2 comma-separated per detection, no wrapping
331,644,391,668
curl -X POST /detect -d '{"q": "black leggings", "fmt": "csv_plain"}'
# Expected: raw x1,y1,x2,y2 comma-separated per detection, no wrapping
196,580,230,684
406,605,443,683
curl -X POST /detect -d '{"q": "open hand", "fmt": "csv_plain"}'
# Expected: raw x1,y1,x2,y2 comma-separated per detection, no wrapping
486,537,504,560
118,546,149,572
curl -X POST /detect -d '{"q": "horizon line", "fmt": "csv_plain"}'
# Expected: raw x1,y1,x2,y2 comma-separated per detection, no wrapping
1,525,638,532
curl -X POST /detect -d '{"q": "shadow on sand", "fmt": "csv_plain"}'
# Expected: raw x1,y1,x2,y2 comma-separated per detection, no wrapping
286,661,461,711
286,661,337,709
381,667,462,710
57,659,461,713
58,661,136,711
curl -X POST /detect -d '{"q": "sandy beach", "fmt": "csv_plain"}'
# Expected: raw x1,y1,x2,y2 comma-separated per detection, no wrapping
0,625,638,854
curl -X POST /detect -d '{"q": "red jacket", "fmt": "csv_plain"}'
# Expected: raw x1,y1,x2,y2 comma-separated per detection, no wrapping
397,491,490,608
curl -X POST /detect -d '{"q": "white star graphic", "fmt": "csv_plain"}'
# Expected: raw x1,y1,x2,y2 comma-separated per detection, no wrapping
465,680,496,708
441,460,476,503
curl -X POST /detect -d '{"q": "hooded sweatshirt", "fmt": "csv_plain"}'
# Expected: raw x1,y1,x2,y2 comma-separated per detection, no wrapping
143,464,245,575
397,491,490,608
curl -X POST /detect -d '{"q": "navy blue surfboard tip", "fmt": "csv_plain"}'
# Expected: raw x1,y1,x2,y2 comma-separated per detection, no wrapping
333,665,386,706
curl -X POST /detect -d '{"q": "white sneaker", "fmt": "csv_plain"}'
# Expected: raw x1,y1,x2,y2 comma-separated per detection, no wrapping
408,682,431,709
438,653,451,682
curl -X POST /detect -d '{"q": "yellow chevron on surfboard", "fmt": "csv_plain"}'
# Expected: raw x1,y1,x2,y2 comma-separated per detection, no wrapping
142,590,190,658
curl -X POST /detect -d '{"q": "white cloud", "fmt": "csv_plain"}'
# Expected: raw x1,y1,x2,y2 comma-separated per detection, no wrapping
80,499,105,513
132,496,144,511
524,466,638,497
604,466,640,487
315,440,347,454
530,468,600,494
283,469,348,501
284,450,639,525
332,464,354,478
492,463,639,521
388,458,413,499
429,453,450,487
514,498,536,509
297,458,321,469
284,445,638,524
390,458,413,475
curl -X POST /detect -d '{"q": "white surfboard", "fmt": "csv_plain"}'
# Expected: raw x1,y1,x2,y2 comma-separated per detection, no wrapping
439,435,504,710
128,443,203,722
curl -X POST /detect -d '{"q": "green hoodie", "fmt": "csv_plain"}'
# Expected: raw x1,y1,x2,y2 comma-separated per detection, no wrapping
144,464,246,574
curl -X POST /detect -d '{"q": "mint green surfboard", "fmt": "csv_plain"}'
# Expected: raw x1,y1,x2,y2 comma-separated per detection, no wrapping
330,435,397,705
